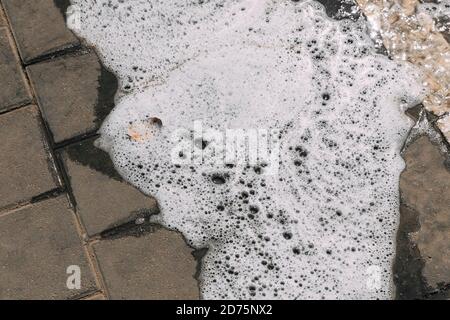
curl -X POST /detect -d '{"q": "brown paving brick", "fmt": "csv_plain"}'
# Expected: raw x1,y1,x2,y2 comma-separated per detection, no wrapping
0,105,59,209
27,52,117,143
60,137,157,237
2,0,79,64
395,136,450,299
93,228,199,300
0,29,32,112
0,196,97,299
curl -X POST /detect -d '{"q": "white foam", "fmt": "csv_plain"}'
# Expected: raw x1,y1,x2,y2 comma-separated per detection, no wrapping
68,0,427,299
418,0,450,19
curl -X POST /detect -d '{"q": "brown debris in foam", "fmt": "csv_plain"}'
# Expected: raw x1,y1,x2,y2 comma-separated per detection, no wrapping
356,0,450,128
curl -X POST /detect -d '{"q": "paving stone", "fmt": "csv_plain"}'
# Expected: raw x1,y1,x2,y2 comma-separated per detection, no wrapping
93,228,199,300
0,105,59,209
0,29,32,112
0,5,7,27
0,196,97,299
2,0,79,64
27,52,117,143
59,137,157,236
395,136,450,299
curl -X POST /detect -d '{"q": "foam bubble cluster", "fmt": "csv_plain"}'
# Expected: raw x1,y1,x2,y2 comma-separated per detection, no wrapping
68,0,427,299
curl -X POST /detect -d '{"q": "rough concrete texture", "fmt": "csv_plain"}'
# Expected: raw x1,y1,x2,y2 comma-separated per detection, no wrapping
395,136,450,299
0,105,59,209
2,0,79,64
27,52,117,143
0,5,6,27
0,196,97,299
82,293,106,300
93,228,199,300
0,29,31,112
60,137,158,237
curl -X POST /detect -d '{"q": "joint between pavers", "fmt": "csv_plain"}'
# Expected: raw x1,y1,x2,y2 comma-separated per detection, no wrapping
84,242,111,299
54,151,78,210
69,289,103,301
78,291,106,301
0,12,62,191
29,64,109,301
60,184,110,299
0,1,80,67
0,187,64,218
33,105,65,188
1,0,116,300
0,6,29,68
23,44,85,67
30,187,66,204
65,204,111,299
54,131,101,151
20,53,72,194
0,15,33,110
29,92,111,299
0,99,36,116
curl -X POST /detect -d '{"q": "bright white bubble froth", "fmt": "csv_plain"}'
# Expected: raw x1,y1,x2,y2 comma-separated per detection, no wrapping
68,0,427,299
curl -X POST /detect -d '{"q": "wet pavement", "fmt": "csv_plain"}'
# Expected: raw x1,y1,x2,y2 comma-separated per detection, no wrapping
0,0,198,300
0,0,448,299
396,135,450,299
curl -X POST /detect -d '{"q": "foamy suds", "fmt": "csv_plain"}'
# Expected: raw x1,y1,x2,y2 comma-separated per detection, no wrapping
68,0,427,299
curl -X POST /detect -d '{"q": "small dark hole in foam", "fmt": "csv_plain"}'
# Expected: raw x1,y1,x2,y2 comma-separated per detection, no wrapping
149,117,162,127
211,174,227,185
283,232,292,240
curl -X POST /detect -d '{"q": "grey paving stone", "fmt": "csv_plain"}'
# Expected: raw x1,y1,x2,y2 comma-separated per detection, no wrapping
394,136,450,299
0,29,32,112
0,105,59,209
27,52,117,143
59,137,157,237
93,228,199,300
2,0,79,64
0,196,97,299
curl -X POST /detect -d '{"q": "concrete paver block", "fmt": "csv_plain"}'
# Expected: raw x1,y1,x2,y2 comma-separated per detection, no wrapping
2,0,80,64
60,137,157,236
93,228,199,300
0,105,59,209
395,136,450,299
0,196,97,299
0,6,7,27
27,52,117,143
0,29,31,112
